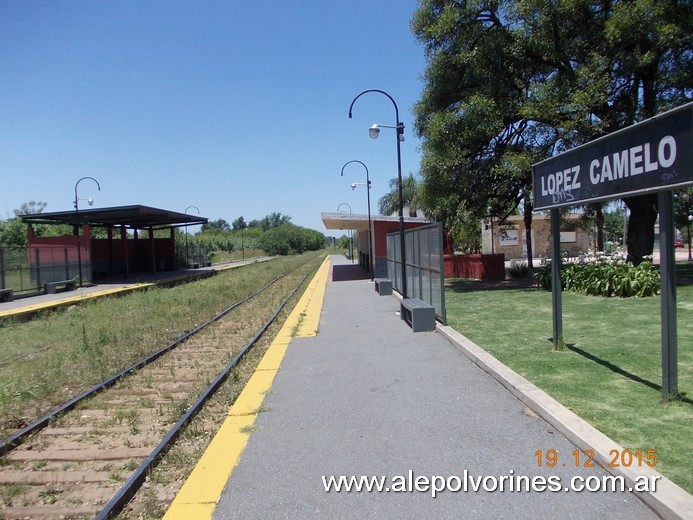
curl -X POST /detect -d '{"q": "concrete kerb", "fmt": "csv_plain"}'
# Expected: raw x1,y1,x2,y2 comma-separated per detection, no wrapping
437,324,693,520
0,283,156,321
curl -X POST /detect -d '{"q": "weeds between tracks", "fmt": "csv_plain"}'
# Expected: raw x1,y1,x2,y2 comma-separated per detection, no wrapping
0,252,323,438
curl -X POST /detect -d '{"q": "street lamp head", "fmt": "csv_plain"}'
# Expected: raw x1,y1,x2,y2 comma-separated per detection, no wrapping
74,176,101,213
87,198,94,206
351,183,357,190
369,123,405,141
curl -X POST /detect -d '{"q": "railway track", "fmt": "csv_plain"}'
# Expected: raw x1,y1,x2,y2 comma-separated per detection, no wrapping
0,254,323,519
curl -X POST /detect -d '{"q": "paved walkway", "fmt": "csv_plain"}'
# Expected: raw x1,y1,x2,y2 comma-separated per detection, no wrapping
167,255,679,519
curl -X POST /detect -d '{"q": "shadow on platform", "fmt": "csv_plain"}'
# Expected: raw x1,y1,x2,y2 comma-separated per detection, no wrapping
331,264,370,282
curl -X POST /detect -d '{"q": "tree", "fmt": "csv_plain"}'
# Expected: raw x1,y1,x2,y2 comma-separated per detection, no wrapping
579,203,607,252
378,173,421,217
259,223,324,256
261,212,292,230
0,201,49,248
412,1,551,267
232,216,247,231
673,188,693,235
335,235,351,250
201,219,230,232
412,0,692,266
603,204,627,245
451,209,483,254
0,217,27,248
15,201,47,216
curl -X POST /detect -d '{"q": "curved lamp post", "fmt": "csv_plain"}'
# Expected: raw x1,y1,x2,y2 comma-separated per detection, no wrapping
341,160,373,280
337,202,353,263
185,205,200,268
487,206,495,255
74,176,101,212
349,89,407,298
73,177,101,287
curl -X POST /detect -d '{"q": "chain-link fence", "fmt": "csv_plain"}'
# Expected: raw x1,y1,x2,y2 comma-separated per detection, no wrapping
0,245,87,294
387,222,447,324
1,240,214,296
175,241,211,269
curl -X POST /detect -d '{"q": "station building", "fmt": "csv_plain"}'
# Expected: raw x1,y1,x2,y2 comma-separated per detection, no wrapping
321,212,431,278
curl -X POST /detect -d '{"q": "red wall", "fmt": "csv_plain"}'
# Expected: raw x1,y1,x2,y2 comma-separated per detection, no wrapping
373,221,429,257
444,254,505,281
27,228,87,266
28,225,177,276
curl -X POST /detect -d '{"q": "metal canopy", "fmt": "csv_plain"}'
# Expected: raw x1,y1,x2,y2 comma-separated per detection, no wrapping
321,212,429,232
20,205,208,230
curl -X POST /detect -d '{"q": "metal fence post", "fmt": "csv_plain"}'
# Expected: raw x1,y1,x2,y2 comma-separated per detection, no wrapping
34,247,41,291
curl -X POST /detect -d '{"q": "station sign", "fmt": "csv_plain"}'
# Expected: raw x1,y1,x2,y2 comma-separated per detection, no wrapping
533,103,692,210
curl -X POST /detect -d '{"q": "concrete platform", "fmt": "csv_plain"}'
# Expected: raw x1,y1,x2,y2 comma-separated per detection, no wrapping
166,255,691,519
0,257,270,320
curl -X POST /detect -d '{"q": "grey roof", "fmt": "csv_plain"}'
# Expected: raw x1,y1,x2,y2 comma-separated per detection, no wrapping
20,205,208,230
321,212,429,232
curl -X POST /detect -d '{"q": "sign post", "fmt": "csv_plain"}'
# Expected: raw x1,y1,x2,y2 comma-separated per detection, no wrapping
550,208,562,349
658,191,678,398
532,103,692,401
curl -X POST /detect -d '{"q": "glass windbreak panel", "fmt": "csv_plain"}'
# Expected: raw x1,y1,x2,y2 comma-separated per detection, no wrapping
432,276,443,318
430,229,441,268
408,266,416,299
406,231,416,267
388,259,396,287
421,269,432,307
412,231,421,267
421,230,431,270
408,266,419,299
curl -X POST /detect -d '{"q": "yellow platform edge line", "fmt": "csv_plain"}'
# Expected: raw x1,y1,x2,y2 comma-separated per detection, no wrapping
0,258,274,320
163,256,331,520
294,257,330,337
0,283,155,319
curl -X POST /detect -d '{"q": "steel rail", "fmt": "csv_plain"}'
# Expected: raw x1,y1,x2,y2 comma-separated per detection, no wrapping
96,268,314,519
0,265,295,454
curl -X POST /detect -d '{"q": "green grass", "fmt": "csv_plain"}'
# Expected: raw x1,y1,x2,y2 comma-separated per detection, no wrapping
0,252,323,433
445,275,692,493
208,249,265,263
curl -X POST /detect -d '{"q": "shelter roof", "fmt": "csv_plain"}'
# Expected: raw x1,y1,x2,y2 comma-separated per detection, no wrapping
20,205,208,230
321,212,430,232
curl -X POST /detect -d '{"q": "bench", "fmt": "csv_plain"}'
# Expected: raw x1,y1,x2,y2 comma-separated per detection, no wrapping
0,288,13,303
44,279,77,294
400,298,436,332
374,278,392,296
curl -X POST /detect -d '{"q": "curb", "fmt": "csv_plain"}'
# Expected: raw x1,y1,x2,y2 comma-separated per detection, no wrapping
437,324,693,520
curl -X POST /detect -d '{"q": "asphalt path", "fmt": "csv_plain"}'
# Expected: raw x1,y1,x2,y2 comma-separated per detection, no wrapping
212,256,658,519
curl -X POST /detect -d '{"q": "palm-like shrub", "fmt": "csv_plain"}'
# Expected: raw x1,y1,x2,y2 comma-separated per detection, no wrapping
534,253,660,297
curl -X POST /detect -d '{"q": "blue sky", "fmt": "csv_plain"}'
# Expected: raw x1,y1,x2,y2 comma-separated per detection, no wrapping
1,0,427,235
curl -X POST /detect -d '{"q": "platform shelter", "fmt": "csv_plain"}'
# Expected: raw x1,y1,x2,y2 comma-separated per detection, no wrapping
21,205,208,283
321,212,430,278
